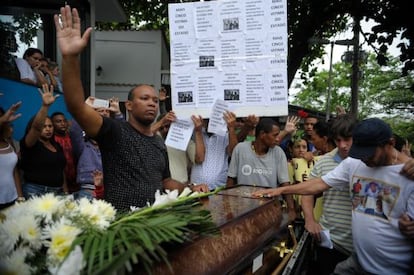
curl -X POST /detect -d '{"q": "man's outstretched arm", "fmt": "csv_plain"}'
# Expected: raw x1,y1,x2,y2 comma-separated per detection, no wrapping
55,5,102,138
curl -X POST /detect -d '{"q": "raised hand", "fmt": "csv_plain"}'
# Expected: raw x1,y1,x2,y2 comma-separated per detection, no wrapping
38,84,59,106
54,5,92,56
84,96,96,107
0,101,22,125
159,87,169,102
243,114,259,129
161,111,177,126
284,116,300,134
108,97,121,114
223,110,237,129
191,115,203,132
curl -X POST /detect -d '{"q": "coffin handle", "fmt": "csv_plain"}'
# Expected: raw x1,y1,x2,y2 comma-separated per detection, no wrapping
271,224,298,275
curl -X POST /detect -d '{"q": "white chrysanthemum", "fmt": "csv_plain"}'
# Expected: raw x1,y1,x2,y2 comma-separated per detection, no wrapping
56,196,77,218
91,200,116,224
65,199,78,212
0,247,32,275
30,193,64,223
76,198,115,230
19,215,42,250
0,218,21,256
1,201,26,219
48,245,85,275
43,217,81,264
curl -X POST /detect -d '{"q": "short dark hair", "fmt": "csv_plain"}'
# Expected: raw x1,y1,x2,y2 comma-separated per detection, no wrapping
331,114,358,139
313,120,335,146
255,117,279,138
50,112,65,120
127,84,154,100
23,48,43,59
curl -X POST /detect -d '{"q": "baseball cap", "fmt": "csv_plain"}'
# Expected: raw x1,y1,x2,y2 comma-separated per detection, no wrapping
349,118,392,160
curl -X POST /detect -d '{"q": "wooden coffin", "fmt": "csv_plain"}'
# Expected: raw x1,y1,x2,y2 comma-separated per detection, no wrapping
148,185,290,275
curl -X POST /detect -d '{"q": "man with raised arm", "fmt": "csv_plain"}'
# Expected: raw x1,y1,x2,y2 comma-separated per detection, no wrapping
54,6,208,211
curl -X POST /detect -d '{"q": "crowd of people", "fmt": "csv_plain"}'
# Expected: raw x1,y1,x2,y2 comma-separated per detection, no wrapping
0,5,413,274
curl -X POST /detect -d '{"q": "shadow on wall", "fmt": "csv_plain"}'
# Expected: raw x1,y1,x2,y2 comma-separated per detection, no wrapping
0,77,72,141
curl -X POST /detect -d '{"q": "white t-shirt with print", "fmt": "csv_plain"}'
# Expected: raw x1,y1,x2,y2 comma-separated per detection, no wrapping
322,157,414,274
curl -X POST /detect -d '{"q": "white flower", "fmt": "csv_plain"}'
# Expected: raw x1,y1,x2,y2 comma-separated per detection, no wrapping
90,199,116,226
43,217,82,265
178,187,192,198
130,206,141,212
76,198,116,230
49,245,85,275
29,193,64,223
189,191,200,197
19,215,43,250
0,217,21,256
0,247,32,275
152,189,179,207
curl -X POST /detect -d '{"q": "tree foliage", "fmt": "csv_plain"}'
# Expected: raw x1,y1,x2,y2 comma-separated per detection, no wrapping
293,53,414,117
3,0,414,87
292,53,414,140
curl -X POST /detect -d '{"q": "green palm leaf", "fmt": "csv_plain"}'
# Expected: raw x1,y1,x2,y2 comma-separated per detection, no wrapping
72,193,219,275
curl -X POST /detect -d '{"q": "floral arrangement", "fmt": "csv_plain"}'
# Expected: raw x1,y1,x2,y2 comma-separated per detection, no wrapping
0,188,218,275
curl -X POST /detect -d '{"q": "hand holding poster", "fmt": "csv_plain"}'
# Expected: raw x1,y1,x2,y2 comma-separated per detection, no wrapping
207,99,229,136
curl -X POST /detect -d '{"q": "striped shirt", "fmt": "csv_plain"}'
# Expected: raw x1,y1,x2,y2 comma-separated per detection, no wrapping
309,148,353,254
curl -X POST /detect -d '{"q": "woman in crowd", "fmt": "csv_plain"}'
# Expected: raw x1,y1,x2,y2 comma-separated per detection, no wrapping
20,84,68,197
286,131,319,217
0,106,23,209
15,47,48,87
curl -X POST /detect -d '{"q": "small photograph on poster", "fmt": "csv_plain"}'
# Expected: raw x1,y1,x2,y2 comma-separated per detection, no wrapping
199,55,215,67
178,91,194,103
223,18,239,31
224,89,240,101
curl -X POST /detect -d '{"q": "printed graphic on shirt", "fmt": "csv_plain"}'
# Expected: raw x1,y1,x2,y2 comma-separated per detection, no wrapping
241,164,272,176
350,176,399,220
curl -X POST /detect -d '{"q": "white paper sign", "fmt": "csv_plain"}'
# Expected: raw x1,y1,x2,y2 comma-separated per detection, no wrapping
169,0,288,118
207,99,229,136
165,119,195,151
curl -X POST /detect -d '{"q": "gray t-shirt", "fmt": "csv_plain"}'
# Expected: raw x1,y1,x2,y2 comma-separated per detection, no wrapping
228,141,289,187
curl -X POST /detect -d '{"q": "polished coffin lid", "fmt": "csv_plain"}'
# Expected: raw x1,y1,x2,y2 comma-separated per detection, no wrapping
147,185,287,274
